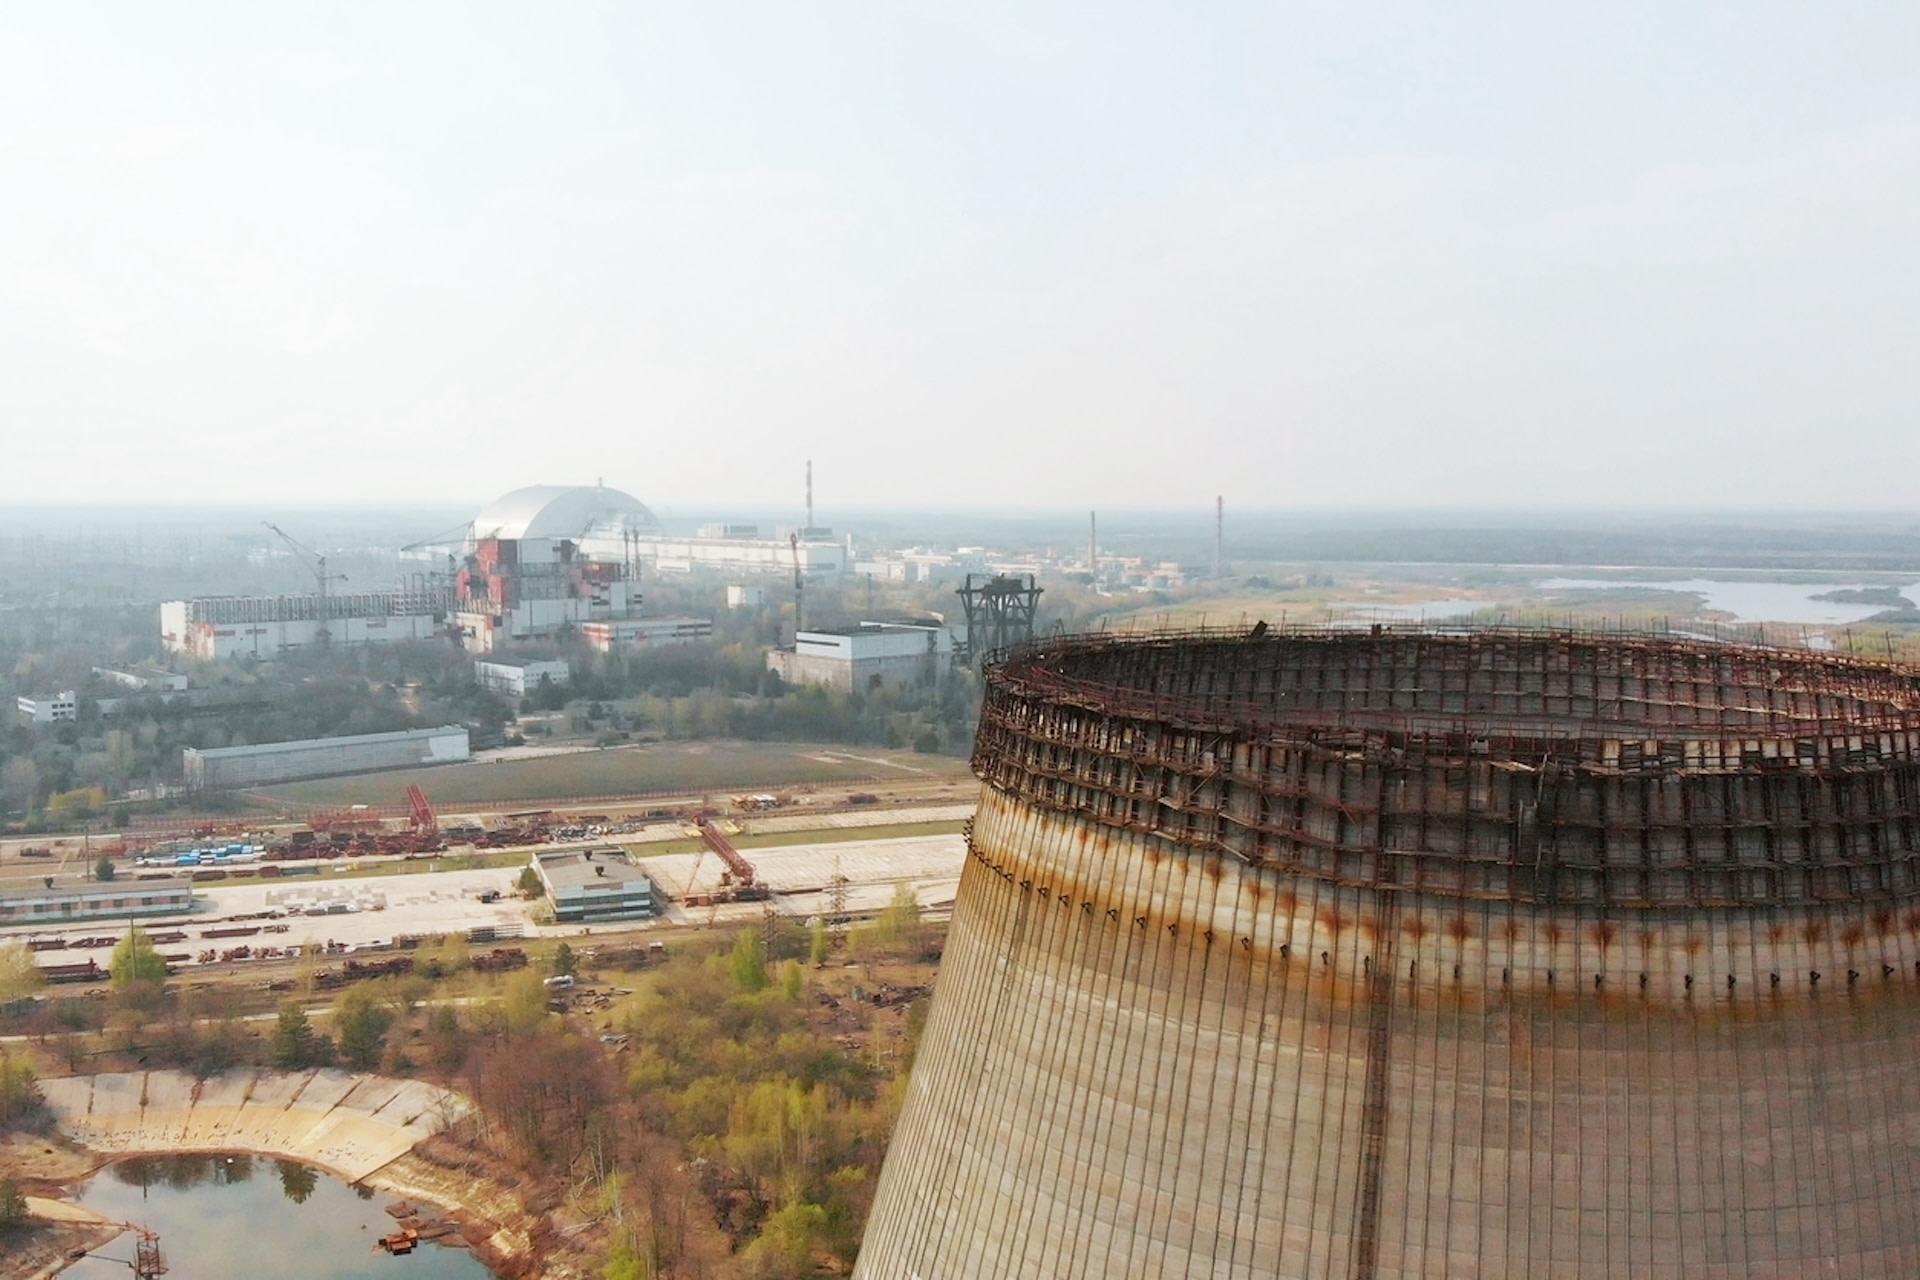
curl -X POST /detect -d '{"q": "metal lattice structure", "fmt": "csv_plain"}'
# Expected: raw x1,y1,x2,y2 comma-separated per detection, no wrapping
856,627,1920,1279
954,573,1043,669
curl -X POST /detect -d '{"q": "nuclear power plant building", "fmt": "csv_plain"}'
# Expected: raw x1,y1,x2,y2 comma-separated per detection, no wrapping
856,629,1920,1279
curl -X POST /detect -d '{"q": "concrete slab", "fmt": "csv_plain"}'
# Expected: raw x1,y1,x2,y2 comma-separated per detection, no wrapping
287,1068,358,1113
39,1069,467,1182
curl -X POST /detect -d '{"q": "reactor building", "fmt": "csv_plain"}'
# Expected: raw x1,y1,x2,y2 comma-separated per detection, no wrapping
856,628,1920,1279
164,485,721,659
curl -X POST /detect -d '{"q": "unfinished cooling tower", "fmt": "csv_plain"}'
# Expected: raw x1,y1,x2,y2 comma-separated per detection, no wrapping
855,629,1920,1279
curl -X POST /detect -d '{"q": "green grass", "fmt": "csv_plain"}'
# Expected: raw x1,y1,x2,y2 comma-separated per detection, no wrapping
247,740,974,811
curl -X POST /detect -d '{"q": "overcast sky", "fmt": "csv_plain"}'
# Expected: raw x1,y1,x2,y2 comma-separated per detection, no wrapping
2,4,1916,515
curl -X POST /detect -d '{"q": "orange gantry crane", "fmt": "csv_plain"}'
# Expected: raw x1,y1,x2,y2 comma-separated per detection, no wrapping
406,784,439,844
683,820,772,907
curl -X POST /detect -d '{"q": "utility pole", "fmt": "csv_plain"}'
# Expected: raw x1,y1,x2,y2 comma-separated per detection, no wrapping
827,856,850,950
790,532,804,642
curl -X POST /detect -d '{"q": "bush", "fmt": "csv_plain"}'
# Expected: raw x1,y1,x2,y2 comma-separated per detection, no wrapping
0,1050,42,1129
271,1002,328,1069
109,928,168,989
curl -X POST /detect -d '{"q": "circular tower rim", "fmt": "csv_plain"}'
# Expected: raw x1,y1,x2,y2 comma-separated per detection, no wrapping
972,626,1920,911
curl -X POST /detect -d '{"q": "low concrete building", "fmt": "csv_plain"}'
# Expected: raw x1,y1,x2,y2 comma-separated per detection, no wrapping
0,876,194,927
532,848,657,922
16,691,76,725
579,616,714,652
768,622,952,692
184,725,471,790
473,658,571,699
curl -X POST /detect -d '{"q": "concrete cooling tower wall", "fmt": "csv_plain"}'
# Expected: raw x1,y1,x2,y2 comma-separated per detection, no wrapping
854,629,1920,1280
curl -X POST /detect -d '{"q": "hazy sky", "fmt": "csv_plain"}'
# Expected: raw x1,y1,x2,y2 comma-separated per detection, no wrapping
2,4,1916,514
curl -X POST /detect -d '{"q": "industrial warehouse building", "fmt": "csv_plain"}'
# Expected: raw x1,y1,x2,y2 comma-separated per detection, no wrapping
0,877,194,926
161,588,453,661
531,848,657,922
857,629,1920,1280
183,725,470,790
767,622,951,692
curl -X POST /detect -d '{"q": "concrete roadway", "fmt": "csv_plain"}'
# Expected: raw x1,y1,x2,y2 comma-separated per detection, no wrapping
5,829,968,969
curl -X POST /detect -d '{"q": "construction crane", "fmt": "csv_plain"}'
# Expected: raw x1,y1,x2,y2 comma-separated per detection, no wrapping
700,820,769,899
263,521,347,647
401,522,473,592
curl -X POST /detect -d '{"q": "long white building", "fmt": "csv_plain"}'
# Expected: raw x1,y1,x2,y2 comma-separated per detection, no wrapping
184,725,470,790
162,588,453,661
632,531,847,578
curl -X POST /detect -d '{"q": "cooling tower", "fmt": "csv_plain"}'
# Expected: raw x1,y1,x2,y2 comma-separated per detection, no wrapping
855,629,1920,1280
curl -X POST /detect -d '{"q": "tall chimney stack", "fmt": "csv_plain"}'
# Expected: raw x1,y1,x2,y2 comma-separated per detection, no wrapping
1215,495,1224,581
1089,511,1097,579
806,460,814,532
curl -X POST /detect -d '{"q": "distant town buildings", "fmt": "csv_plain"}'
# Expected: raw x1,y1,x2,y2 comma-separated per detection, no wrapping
15,690,76,725
155,481,1214,676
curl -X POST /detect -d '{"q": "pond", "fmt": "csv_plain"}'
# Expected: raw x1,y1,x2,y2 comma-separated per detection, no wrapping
59,1154,496,1280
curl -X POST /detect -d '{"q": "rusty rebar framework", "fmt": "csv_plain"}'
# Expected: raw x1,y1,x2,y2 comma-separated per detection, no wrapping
973,627,1920,910
858,625,1920,1280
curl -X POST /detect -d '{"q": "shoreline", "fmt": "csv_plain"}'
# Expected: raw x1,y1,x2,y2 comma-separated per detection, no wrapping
2,1069,552,1280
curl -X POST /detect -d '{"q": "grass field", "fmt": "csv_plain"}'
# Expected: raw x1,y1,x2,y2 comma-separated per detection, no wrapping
248,740,975,810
